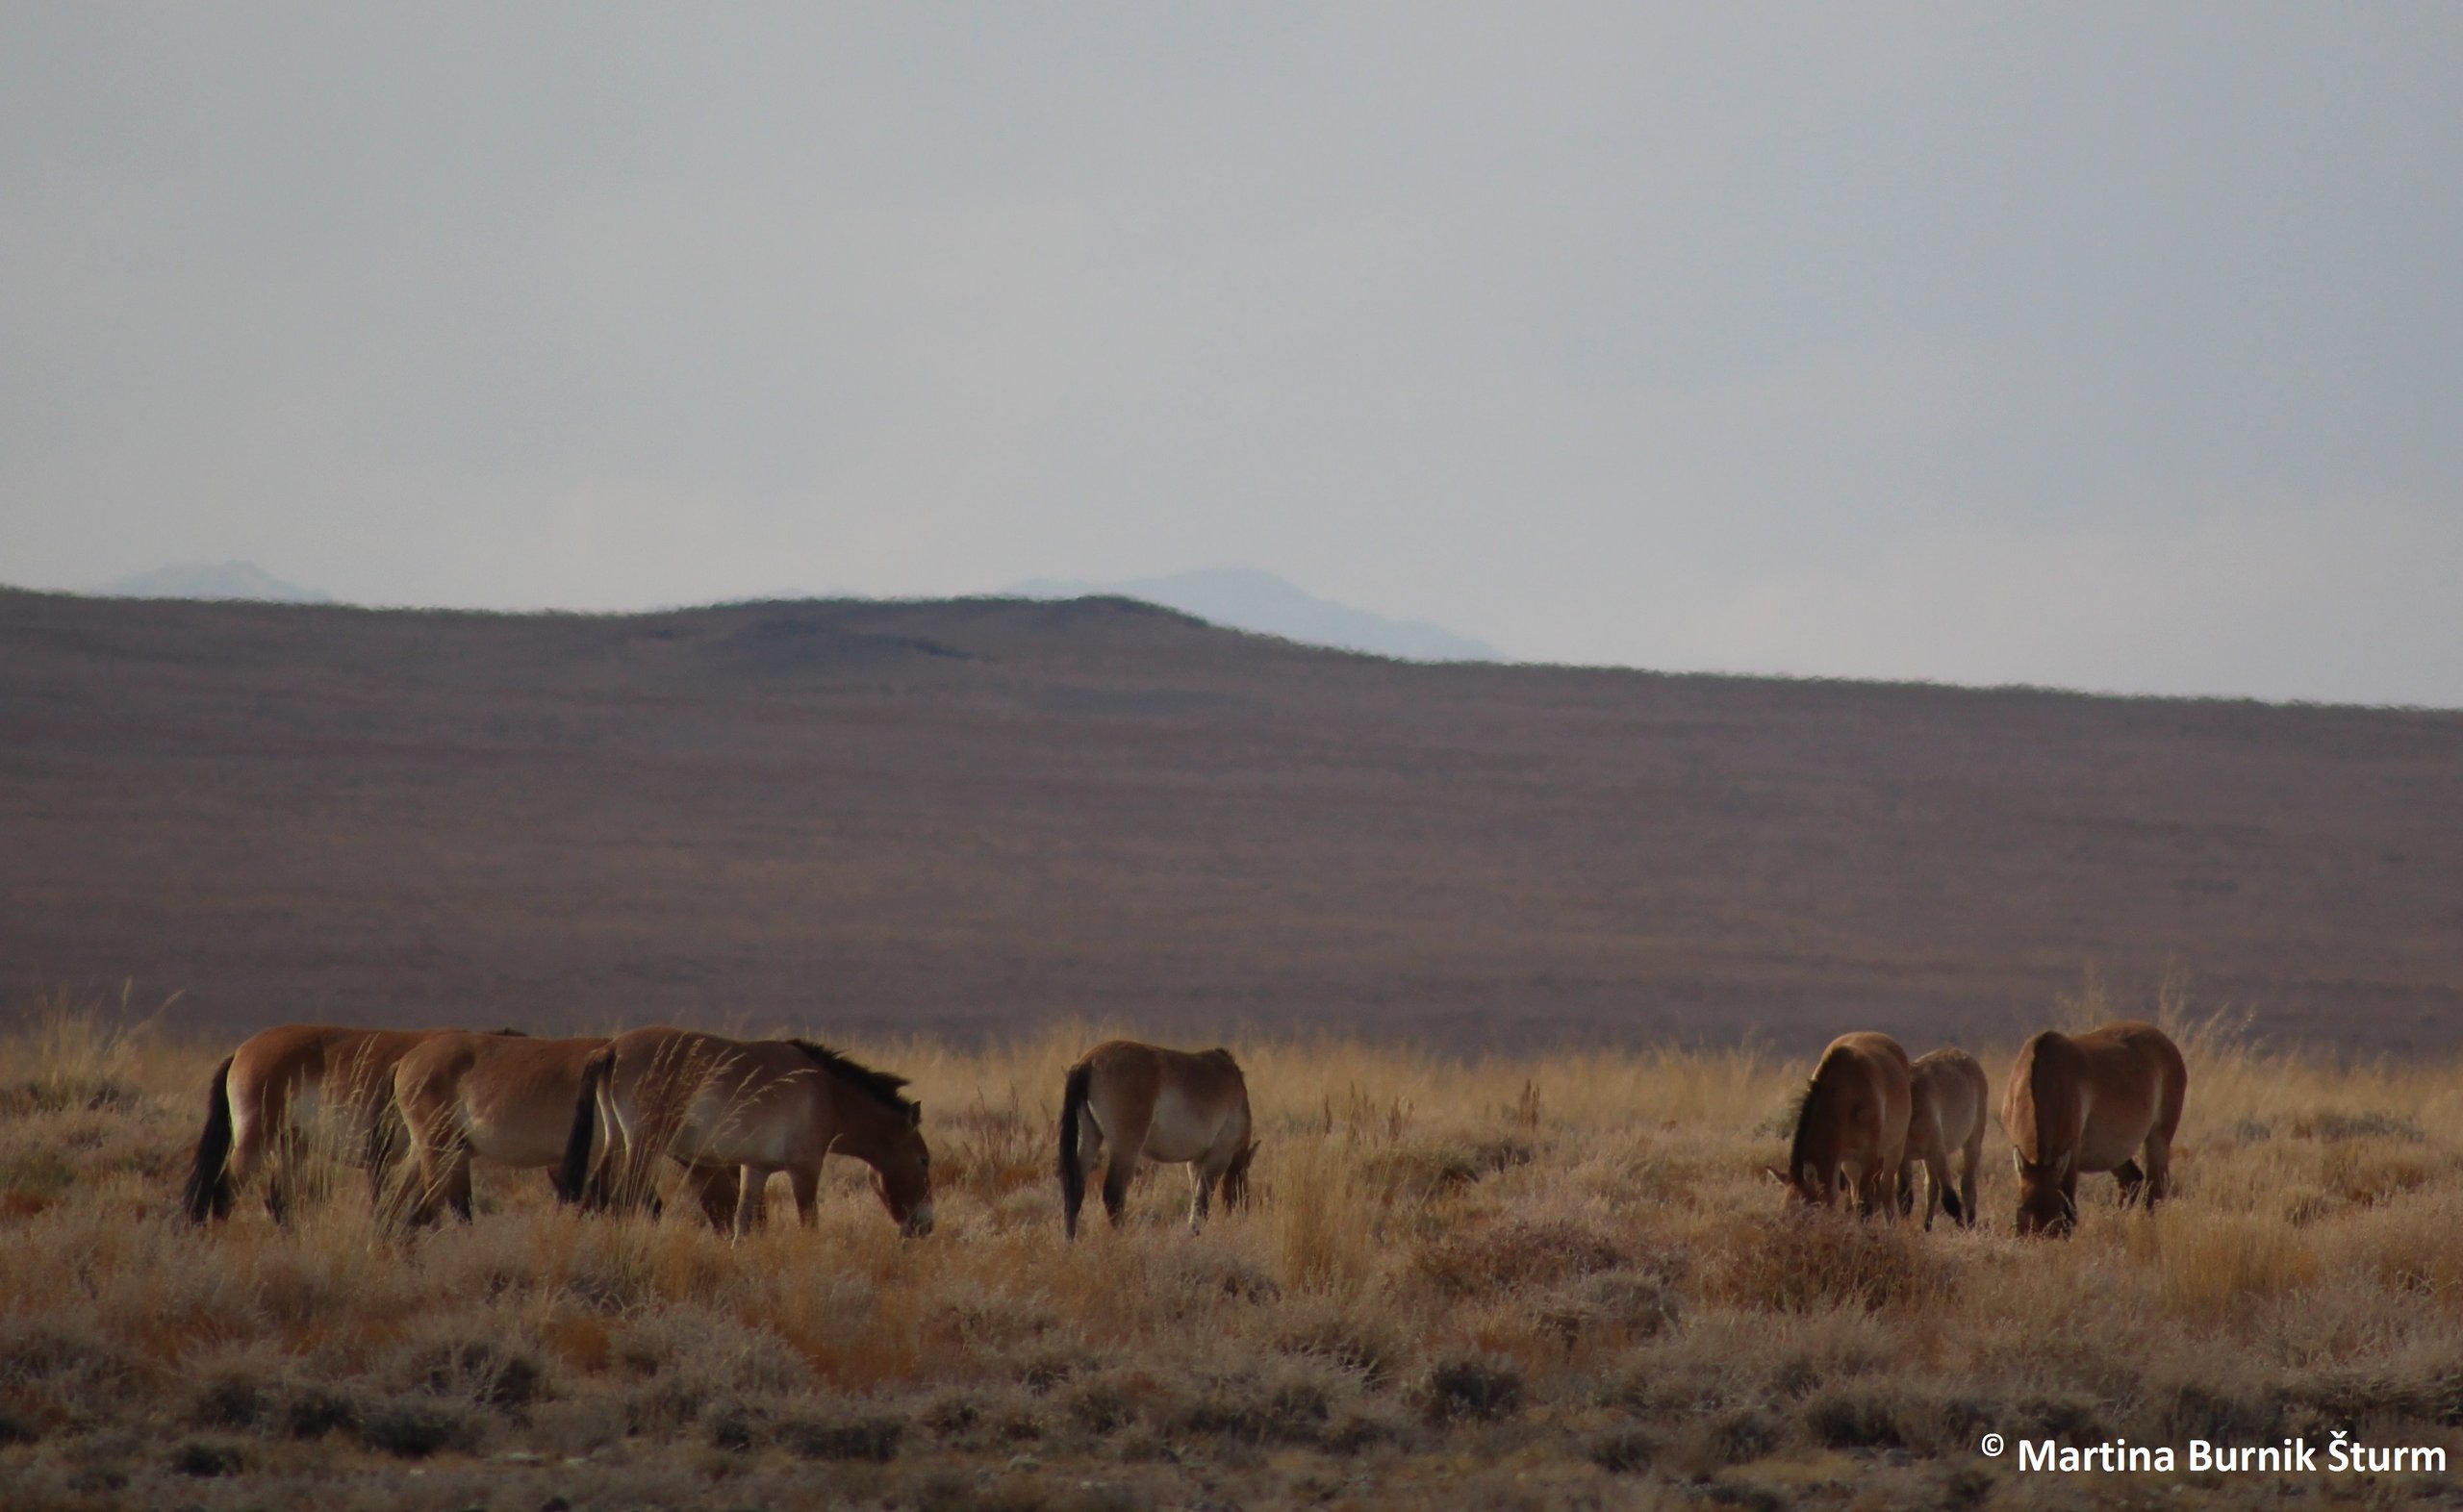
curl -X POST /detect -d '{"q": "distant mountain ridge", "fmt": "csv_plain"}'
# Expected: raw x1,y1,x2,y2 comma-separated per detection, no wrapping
1006,567,1500,662
100,561,329,603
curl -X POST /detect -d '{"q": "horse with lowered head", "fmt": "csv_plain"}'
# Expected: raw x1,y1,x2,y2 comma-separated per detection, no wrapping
562,1026,932,1238
184,1023,526,1223
1768,1031,1912,1218
1897,1046,1990,1229
2002,1020,2187,1236
1058,1039,1258,1238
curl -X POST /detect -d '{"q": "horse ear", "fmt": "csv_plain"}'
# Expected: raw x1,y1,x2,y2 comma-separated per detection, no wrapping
908,1102,924,1127
2011,1149,2025,1175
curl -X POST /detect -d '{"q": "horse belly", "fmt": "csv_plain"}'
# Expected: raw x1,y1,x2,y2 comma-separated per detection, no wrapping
463,1105,567,1170
677,1093,790,1168
2075,1104,2150,1173
1139,1087,1220,1165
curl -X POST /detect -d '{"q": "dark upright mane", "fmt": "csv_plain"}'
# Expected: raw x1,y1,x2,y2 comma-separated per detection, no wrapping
789,1040,916,1117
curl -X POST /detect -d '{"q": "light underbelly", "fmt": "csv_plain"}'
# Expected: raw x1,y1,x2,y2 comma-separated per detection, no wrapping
676,1095,793,1168
1139,1087,1223,1165
464,1111,567,1169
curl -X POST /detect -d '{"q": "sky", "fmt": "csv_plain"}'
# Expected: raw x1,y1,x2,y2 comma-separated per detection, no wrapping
5,7,2460,706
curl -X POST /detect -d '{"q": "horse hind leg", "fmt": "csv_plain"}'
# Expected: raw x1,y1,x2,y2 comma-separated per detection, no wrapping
2140,1132,2175,1211
2114,1159,2147,1210
1101,1131,1145,1229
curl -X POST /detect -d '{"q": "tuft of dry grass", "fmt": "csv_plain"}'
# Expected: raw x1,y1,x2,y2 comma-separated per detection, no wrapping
3,996,2462,1509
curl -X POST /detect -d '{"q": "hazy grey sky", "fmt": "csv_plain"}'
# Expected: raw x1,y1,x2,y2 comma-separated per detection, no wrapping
6,7,2460,705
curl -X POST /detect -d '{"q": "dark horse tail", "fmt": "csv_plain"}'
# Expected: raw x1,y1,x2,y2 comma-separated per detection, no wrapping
1057,1060,1093,1240
559,1047,613,1206
182,1055,238,1222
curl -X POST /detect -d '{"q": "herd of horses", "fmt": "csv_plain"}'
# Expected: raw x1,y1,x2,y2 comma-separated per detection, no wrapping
1776,1021,2189,1236
178,1017,2185,1242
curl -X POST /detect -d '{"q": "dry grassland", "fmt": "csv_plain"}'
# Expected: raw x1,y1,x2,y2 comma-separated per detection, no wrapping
5,985,2462,1511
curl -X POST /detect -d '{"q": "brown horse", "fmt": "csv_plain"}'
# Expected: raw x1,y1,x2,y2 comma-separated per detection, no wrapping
1897,1046,1990,1229
391,1032,742,1227
1768,1032,1912,1218
2001,1020,2187,1236
184,1023,520,1222
1057,1040,1257,1239
563,1027,933,1238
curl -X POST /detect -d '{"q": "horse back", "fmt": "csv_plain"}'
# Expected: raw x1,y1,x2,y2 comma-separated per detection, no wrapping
2070,1021,2188,1147
1909,1047,1989,1152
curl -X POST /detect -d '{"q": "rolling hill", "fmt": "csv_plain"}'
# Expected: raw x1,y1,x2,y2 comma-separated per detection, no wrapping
2,586,2456,1051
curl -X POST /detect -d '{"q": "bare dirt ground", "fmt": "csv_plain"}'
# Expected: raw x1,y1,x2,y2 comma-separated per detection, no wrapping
4,588,2459,1053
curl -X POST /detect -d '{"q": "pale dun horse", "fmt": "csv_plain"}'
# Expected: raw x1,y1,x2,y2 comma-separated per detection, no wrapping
1057,1040,1257,1238
388,1032,742,1229
185,1024,519,1223
1768,1031,1912,1218
2002,1020,2187,1236
1897,1047,1990,1229
563,1026,934,1238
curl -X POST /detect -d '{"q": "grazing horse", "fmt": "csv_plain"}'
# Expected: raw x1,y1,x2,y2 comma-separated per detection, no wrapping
1768,1032,1912,1218
2002,1020,2188,1236
1057,1040,1257,1239
562,1027,933,1238
392,1032,743,1227
184,1024,520,1223
1897,1047,1990,1229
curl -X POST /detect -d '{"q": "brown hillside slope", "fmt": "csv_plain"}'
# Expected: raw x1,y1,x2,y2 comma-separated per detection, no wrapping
2,588,2456,1049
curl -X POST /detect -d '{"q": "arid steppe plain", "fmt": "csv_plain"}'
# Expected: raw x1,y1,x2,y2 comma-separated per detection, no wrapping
5,590,2463,1509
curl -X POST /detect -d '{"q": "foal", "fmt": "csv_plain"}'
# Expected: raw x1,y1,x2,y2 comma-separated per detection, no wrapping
1057,1040,1257,1238
1897,1046,1989,1229
565,1027,933,1238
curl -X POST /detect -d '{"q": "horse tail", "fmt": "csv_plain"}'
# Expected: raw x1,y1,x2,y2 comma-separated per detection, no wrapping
560,1047,613,1206
1057,1060,1093,1240
183,1055,238,1222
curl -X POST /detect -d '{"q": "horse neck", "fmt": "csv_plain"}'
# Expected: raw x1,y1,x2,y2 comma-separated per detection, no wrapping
1789,1074,1843,1181
813,1077,908,1170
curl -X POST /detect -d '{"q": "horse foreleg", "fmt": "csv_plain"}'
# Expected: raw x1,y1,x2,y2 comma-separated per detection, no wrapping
787,1166,820,1228
1187,1157,1228,1235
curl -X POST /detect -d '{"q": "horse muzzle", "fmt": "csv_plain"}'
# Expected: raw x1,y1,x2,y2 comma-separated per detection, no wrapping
901,1202,935,1239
